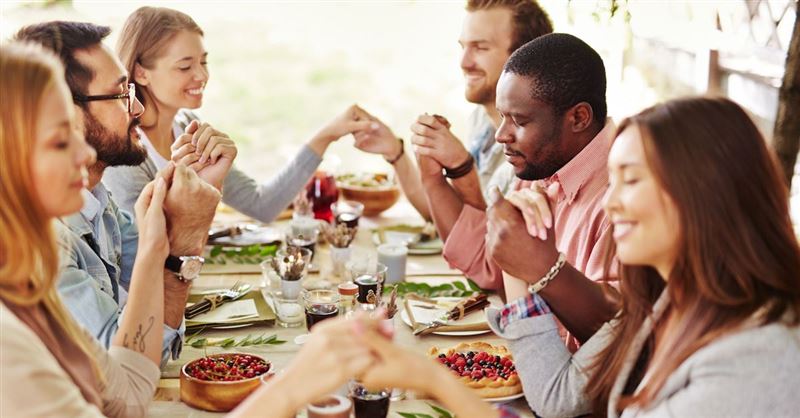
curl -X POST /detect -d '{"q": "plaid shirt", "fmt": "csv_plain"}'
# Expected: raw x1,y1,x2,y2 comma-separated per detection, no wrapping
498,292,552,331
496,404,521,418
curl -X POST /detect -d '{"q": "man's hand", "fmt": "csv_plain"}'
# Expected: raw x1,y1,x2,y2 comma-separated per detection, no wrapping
350,106,403,159
312,104,375,144
414,148,444,179
486,187,559,283
409,113,470,169
159,163,221,256
170,121,237,190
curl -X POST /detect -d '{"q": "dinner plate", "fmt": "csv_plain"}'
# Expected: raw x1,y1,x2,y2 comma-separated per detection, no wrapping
209,225,283,247
372,225,443,255
400,297,491,336
485,392,525,403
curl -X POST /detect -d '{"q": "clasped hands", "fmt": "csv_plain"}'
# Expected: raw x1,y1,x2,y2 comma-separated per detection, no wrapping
486,182,562,284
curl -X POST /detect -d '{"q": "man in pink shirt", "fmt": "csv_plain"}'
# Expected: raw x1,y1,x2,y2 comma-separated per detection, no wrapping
420,33,617,343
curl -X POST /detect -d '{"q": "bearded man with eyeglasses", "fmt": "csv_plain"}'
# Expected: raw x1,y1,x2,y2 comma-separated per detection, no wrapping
15,21,231,367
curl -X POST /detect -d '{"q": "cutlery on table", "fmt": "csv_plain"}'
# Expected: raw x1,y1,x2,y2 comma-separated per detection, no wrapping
412,293,490,336
185,282,252,319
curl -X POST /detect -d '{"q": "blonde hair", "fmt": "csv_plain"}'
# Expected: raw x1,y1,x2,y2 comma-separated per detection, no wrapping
0,42,101,379
117,6,204,127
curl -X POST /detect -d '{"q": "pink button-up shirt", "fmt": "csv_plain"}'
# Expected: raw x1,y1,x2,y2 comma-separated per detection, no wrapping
443,120,616,290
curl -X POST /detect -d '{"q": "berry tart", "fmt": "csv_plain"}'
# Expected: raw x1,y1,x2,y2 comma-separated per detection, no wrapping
429,342,522,399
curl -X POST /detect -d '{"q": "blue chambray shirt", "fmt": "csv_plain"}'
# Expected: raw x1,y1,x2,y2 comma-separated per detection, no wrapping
56,183,183,366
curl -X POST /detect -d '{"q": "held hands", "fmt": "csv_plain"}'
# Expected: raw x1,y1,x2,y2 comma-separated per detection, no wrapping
486,186,559,283
349,106,403,159
133,176,170,260
312,104,375,146
410,114,470,170
505,182,560,241
157,162,221,256
171,120,237,190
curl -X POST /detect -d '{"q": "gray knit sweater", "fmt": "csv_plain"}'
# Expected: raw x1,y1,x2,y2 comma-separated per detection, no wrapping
487,291,800,418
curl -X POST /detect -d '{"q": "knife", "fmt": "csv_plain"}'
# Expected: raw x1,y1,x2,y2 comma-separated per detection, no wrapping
412,294,489,336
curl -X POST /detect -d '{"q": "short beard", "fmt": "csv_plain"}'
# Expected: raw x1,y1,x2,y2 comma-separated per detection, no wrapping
465,84,495,106
516,121,565,181
83,111,147,167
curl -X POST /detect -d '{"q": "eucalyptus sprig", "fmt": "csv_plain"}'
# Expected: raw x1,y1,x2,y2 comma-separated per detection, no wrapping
206,244,278,265
186,333,286,349
383,279,485,298
398,403,454,418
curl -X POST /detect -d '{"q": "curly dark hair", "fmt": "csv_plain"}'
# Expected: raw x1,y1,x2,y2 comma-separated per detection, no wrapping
14,21,111,100
504,32,607,124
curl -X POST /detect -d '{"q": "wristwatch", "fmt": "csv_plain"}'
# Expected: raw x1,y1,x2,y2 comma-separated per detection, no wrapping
165,255,205,282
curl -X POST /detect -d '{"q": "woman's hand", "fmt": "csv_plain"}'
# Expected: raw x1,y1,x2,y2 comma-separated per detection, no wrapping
264,315,378,411
171,120,237,190
308,105,374,156
133,176,170,260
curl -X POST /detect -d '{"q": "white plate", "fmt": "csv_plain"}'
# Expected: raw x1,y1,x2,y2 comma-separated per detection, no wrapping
210,225,283,246
400,297,491,336
485,392,525,403
372,229,443,255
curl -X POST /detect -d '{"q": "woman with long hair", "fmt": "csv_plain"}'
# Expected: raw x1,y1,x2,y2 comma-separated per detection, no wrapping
0,41,389,417
490,96,800,417
0,41,168,417
103,6,371,218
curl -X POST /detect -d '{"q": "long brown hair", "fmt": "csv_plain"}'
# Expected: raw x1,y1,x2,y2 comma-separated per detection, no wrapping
116,6,203,127
0,42,101,378
586,96,800,414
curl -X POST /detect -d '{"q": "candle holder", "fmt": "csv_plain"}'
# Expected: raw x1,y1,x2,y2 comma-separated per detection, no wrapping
266,247,311,299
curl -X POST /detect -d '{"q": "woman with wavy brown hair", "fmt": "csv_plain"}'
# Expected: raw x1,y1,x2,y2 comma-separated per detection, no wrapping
492,96,800,417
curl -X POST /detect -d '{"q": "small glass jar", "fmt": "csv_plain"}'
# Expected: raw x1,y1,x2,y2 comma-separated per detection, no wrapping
337,282,358,317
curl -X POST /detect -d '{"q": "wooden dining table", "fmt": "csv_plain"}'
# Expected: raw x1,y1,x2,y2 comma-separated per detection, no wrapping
147,200,536,417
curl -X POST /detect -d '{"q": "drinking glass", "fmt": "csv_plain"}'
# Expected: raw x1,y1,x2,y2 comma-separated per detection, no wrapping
270,291,304,328
349,380,390,418
350,262,388,308
303,289,340,331
331,200,364,228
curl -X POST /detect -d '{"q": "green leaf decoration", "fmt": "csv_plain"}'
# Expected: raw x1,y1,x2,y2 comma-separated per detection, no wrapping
428,403,454,418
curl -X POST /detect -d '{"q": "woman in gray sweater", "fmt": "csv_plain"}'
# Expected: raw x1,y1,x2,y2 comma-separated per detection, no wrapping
489,97,800,417
104,7,370,220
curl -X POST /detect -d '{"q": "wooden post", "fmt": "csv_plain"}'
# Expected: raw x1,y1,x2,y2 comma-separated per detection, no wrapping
773,3,800,187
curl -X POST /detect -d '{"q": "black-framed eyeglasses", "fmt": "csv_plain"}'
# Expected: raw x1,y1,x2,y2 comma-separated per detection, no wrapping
73,83,136,113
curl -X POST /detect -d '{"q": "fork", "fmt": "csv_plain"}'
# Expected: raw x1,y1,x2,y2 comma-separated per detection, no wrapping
185,281,250,319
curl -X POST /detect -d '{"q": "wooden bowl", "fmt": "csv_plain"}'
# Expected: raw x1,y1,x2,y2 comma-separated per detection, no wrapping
180,353,272,412
338,184,400,216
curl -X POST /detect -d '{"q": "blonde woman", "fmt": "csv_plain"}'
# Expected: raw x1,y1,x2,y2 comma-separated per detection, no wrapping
103,6,372,219
0,41,167,417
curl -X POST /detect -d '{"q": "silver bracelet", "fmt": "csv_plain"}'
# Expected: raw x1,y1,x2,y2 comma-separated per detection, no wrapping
528,252,566,294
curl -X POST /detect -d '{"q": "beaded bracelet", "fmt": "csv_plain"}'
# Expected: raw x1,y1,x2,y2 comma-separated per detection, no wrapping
443,154,475,179
528,252,566,294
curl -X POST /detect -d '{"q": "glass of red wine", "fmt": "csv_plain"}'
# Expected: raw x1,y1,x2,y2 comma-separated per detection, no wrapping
306,172,339,223
303,289,340,331
331,200,364,228
349,380,390,418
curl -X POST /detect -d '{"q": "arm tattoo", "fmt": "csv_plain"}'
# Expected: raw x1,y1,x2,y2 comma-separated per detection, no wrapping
122,316,155,352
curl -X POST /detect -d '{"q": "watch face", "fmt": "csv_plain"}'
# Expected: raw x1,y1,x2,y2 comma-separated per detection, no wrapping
180,258,204,280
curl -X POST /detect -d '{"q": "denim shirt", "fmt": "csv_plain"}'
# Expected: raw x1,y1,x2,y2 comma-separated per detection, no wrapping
466,106,511,198
56,183,183,366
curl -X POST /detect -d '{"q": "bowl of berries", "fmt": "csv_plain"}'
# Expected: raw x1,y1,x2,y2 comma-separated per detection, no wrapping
180,353,273,412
